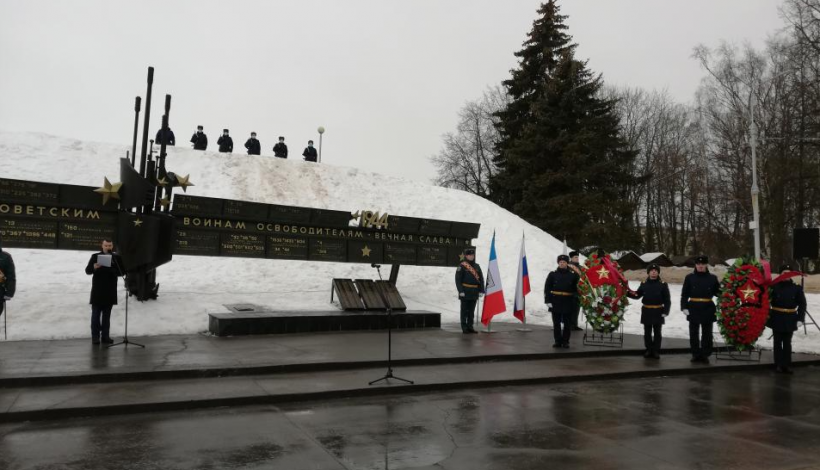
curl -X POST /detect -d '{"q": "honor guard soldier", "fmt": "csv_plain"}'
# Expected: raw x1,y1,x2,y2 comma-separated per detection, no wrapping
217,129,234,153
303,140,318,162
681,255,721,363
767,264,807,374
628,263,671,358
0,234,17,328
568,250,583,330
190,125,208,150
455,248,484,334
245,132,261,155
545,254,580,348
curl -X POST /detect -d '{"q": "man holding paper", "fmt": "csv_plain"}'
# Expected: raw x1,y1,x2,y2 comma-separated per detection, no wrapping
84,238,124,344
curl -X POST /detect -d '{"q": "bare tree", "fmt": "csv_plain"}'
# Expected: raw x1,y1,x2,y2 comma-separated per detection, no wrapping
431,85,509,197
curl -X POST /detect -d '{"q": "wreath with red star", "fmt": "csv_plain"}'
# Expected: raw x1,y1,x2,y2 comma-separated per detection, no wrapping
577,252,630,334
716,258,770,351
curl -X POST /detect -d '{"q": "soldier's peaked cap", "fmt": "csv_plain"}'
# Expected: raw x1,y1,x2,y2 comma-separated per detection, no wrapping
557,254,570,263
647,263,661,273
695,255,709,264
464,248,476,255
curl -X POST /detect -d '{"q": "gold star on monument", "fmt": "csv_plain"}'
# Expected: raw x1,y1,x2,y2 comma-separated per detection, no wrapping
459,253,465,262
361,245,372,257
133,218,143,227
93,177,122,205
596,266,610,279
157,176,169,187
159,197,171,208
177,174,195,192
740,286,757,301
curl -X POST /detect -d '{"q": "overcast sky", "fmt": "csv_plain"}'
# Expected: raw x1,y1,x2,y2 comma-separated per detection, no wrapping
0,0,785,183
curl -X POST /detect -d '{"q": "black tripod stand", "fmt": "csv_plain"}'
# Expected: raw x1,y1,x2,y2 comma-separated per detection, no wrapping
369,264,413,386
109,256,144,349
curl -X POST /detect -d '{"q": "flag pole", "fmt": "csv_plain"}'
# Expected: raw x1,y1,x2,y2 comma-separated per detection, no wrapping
517,231,532,332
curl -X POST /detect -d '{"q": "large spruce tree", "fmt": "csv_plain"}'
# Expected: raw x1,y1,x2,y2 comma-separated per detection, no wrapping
491,1,641,251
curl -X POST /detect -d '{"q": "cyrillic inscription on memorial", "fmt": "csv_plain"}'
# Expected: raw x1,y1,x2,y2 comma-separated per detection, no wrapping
267,236,309,260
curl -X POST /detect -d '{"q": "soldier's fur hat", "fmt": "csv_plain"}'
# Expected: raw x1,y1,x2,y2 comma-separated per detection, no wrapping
557,254,570,263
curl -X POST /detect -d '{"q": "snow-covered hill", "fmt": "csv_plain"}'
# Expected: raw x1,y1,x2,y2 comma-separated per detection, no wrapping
1,131,818,355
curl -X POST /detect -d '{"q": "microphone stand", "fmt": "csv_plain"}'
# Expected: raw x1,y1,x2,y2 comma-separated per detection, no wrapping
108,254,145,349
369,263,413,386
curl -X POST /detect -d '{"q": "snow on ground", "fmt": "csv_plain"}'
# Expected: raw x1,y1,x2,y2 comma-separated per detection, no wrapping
1,131,819,354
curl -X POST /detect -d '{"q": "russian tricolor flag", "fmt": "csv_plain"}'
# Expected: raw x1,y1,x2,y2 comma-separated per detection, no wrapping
480,231,506,326
513,236,531,322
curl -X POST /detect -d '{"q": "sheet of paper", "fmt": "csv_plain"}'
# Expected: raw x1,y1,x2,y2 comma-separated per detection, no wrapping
97,254,112,268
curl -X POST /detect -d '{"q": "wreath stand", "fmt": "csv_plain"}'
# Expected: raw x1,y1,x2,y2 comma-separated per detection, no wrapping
713,331,762,362
582,319,624,348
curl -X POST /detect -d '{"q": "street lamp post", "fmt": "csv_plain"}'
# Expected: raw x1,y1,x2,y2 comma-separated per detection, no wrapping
749,98,761,260
317,126,325,163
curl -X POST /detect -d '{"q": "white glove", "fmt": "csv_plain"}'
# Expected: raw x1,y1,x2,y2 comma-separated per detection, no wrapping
3,296,10,301
798,321,804,328
662,314,668,318
683,309,689,316
458,292,465,298
478,293,484,297
547,303,553,309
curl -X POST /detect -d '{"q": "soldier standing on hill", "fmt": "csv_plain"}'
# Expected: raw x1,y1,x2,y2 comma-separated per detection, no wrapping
244,132,261,155
455,248,484,334
680,255,721,363
545,254,580,348
217,129,233,153
273,137,288,158
302,140,318,162
190,125,208,150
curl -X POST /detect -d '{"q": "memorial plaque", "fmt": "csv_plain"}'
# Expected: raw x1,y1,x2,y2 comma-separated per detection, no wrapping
417,245,448,266
174,229,220,256
384,243,417,264
386,215,421,234
0,178,60,204
0,218,58,249
60,184,118,211
419,218,452,236
348,240,384,264
221,232,266,258
450,222,481,239
172,195,224,217
311,209,353,228
223,199,268,221
268,205,312,225
267,235,309,260
58,220,117,251
309,238,347,262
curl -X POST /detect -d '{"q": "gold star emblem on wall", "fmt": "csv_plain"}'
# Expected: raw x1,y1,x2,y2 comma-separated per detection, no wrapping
159,197,171,208
361,245,372,257
133,218,143,227
93,177,122,205
177,174,195,192
157,176,169,187
596,266,610,279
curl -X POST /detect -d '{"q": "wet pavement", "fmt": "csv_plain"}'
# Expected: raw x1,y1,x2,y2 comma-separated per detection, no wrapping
2,370,820,470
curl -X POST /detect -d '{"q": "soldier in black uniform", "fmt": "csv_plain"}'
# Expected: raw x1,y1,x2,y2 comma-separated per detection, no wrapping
190,125,208,150
545,254,580,348
628,263,671,358
217,129,233,153
0,234,17,328
303,140,318,162
680,255,721,363
767,264,807,374
245,132,261,155
568,250,583,330
155,127,176,146
455,248,484,334
273,137,288,158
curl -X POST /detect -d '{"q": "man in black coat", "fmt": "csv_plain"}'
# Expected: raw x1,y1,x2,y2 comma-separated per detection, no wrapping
545,254,580,348
455,248,484,334
303,140,318,162
273,136,288,158
0,234,17,327
84,239,124,344
680,255,721,363
245,132,261,155
217,129,233,153
190,125,208,150
155,127,176,146
568,250,583,330
628,263,671,358
767,264,807,374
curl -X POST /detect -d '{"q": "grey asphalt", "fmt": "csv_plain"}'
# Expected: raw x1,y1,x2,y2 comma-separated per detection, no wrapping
2,371,820,470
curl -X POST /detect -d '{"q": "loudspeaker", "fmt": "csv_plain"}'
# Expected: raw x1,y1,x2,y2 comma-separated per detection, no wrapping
793,228,820,259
